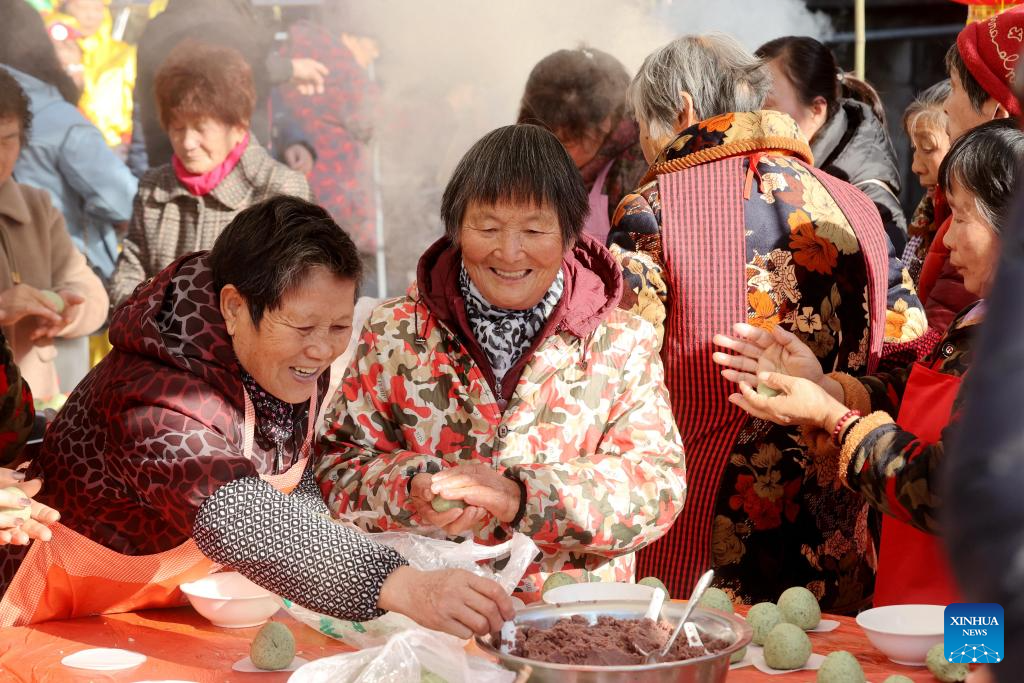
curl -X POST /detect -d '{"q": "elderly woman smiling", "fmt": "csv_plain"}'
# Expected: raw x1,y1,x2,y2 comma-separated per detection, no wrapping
317,124,686,601
109,41,310,307
712,119,1024,609
0,196,513,637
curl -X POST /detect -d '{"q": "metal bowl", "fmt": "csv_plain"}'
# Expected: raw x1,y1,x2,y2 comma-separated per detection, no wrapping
476,600,752,683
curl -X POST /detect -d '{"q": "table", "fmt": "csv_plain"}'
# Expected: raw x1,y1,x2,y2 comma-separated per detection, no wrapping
0,606,937,682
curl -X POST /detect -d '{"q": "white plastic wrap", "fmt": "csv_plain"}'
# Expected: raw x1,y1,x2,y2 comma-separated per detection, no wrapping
287,629,515,683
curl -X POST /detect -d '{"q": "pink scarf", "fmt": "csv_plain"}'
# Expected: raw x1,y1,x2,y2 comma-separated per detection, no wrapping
172,133,249,196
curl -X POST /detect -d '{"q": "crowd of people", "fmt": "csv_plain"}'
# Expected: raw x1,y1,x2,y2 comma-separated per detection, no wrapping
2,0,1024,677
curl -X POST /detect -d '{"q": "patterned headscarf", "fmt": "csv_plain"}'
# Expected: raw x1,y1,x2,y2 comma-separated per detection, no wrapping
459,266,564,384
240,370,308,456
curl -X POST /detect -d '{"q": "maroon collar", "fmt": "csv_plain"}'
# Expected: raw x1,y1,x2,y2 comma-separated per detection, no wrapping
412,235,622,405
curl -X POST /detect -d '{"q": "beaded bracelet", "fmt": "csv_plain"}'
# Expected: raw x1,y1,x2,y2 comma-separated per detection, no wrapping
831,409,862,448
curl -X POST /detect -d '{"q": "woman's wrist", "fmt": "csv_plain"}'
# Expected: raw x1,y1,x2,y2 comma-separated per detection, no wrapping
498,474,523,524
822,403,853,434
377,564,415,613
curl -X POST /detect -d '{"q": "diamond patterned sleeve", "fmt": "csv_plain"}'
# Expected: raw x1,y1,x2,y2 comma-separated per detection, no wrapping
193,475,408,621
289,459,330,514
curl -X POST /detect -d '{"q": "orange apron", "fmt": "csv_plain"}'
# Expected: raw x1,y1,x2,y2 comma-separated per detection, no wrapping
873,362,961,607
0,388,317,627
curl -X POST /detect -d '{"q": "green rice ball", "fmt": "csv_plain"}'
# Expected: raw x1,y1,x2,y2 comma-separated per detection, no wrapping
763,622,812,670
746,602,783,645
637,576,669,597
541,572,577,595
729,645,748,664
41,290,65,313
816,650,864,682
778,586,821,630
698,586,734,613
430,496,465,512
881,676,914,683
926,643,969,682
250,621,295,671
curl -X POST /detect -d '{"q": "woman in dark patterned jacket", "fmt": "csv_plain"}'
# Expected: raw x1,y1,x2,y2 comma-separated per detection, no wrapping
0,196,513,636
714,119,1024,609
0,329,60,546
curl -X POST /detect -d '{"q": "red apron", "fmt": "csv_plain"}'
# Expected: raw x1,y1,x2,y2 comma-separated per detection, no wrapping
0,388,317,627
873,361,961,606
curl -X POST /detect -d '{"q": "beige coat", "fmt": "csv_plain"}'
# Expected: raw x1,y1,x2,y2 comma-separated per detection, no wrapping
0,179,108,400
109,140,311,307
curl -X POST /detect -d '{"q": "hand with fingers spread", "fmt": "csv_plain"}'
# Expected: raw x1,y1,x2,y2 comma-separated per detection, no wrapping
430,463,521,524
712,322,824,388
409,472,493,536
377,565,515,639
730,371,850,433
0,468,60,545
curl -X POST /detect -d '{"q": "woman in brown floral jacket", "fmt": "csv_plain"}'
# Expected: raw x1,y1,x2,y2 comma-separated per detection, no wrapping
609,34,924,613
714,119,1024,608
109,41,310,307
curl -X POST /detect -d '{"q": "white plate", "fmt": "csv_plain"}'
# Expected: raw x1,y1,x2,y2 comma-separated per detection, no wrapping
543,582,654,604
232,656,309,673
810,619,841,633
61,648,146,671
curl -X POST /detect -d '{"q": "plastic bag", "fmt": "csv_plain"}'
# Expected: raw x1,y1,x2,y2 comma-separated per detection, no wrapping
288,629,516,683
283,524,538,649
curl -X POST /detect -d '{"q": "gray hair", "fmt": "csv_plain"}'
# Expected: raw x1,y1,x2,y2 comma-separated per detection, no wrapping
903,79,952,135
629,33,771,141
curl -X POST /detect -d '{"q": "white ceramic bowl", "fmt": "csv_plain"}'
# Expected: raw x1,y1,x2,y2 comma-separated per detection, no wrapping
180,572,281,628
856,604,945,665
543,581,655,605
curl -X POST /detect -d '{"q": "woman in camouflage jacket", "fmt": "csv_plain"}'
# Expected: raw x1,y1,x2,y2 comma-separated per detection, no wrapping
317,125,686,602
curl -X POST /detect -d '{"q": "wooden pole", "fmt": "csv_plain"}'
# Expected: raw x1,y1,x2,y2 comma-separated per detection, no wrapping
854,0,866,79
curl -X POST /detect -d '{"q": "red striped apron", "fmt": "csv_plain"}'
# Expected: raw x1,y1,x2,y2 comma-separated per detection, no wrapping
637,156,890,597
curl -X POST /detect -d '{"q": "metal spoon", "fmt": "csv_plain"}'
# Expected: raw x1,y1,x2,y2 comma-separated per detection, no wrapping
644,569,715,665
644,587,666,621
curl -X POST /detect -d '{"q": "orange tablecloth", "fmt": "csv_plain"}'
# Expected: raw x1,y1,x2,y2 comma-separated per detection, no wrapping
0,606,937,682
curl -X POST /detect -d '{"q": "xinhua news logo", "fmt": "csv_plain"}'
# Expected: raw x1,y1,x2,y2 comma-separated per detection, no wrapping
944,603,1003,664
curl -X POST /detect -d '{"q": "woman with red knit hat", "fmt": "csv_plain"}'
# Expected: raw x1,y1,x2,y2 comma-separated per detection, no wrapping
917,7,1024,337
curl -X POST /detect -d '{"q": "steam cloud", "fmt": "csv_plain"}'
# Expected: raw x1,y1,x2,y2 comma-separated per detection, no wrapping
331,0,831,292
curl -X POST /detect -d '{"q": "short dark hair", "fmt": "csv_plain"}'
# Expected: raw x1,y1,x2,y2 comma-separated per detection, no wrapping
517,47,630,143
939,118,1024,234
440,124,589,246
0,69,32,145
945,44,991,113
155,40,256,131
210,196,362,326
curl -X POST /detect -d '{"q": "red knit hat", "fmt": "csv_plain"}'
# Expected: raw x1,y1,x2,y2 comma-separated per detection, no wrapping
957,6,1024,117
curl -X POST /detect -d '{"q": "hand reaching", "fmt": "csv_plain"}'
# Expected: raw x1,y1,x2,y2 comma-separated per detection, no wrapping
377,565,515,639
713,322,824,388
729,371,849,431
